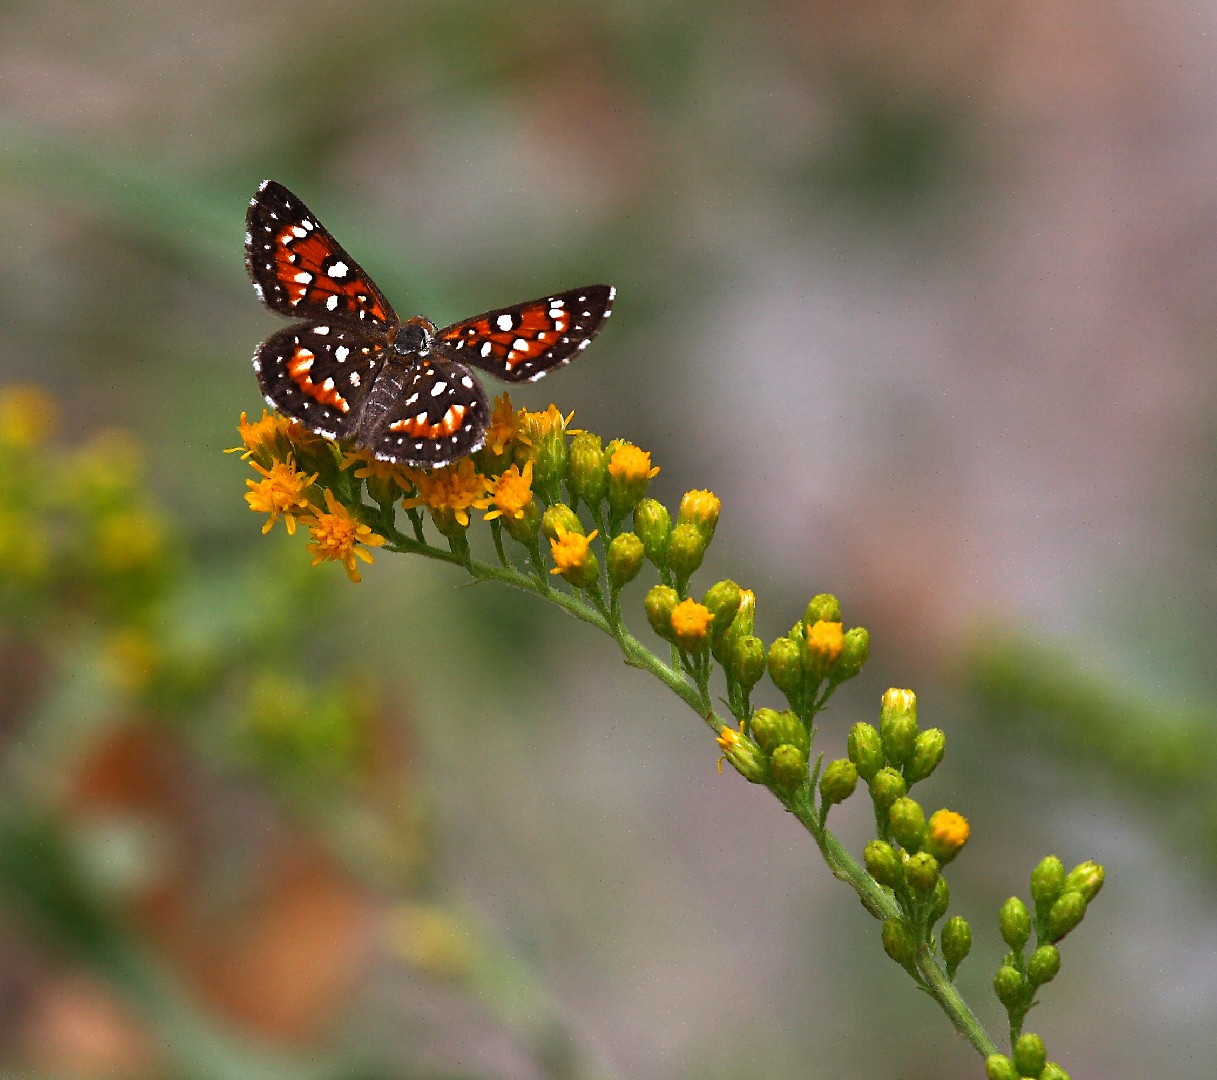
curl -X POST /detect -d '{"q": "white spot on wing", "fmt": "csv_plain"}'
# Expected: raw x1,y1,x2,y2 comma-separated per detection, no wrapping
326,295,339,310
330,261,348,278
480,341,492,358
431,381,448,396
496,314,514,331
334,346,349,362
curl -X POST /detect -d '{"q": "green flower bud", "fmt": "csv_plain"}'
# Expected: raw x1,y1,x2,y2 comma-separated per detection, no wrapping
905,851,939,893
501,498,541,544
803,592,841,625
833,626,870,680
632,498,671,568
666,522,707,588
1030,855,1066,910
903,728,946,784
985,1055,1020,1080
769,743,808,790
722,588,755,639
428,505,468,540
606,532,644,590
1047,890,1087,942
748,707,782,752
818,758,858,807
864,840,903,889
364,471,400,509
888,797,926,851
880,687,919,766
1063,860,1104,902
881,918,916,971
1012,1034,1046,1079
1027,944,1061,987
993,964,1025,1010
1039,1063,1070,1080
605,440,657,523
541,503,583,542
847,722,884,781
727,634,766,694
566,432,607,511
748,708,807,754
677,488,721,543
868,766,907,813
928,876,950,925
767,637,804,701
703,580,742,662
999,897,1031,951
941,915,972,978
644,585,679,643
516,406,570,503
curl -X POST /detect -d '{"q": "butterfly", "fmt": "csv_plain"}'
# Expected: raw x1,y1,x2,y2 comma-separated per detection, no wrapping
245,179,614,467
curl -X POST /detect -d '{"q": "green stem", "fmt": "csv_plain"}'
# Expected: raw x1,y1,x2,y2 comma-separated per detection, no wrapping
781,787,998,1059
380,520,997,1060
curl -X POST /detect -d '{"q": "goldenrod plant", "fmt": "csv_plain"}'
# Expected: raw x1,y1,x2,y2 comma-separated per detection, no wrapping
232,391,1107,1079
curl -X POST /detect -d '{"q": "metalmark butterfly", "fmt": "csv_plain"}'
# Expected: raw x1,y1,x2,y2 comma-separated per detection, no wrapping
245,180,614,467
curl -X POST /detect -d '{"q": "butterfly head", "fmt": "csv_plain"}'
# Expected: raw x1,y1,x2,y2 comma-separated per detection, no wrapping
391,316,436,359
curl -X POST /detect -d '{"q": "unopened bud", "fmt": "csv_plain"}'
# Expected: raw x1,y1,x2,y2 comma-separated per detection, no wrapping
847,722,884,781
1047,890,1087,942
819,758,858,807
632,498,671,568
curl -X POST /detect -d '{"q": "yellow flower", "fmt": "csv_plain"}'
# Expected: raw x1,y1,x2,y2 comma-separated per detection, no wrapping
804,620,845,679
607,442,659,485
400,459,488,528
549,522,599,587
926,809,970,860
483,461,535,521
716,723,767,782
516,403,574,449
303,489,386,583
0,384,58,449
227,409,292,463
670,597,714,652
342,447,416,505
485,392,517,457
245,458,318,535
677,489,720,539
606,441,660,520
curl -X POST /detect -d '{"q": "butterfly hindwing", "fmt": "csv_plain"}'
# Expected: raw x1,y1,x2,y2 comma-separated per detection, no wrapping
246,180,397,330
437,284,614,383
254,324,384,440
366,358,490,467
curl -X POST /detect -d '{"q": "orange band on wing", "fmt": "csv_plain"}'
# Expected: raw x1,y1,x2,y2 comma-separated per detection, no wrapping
389,403,468,439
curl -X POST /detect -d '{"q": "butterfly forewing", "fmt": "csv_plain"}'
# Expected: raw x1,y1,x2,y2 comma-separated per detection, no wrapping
246,180,396,331
367,359,490,467
438,284,614,383
254,324,384,440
